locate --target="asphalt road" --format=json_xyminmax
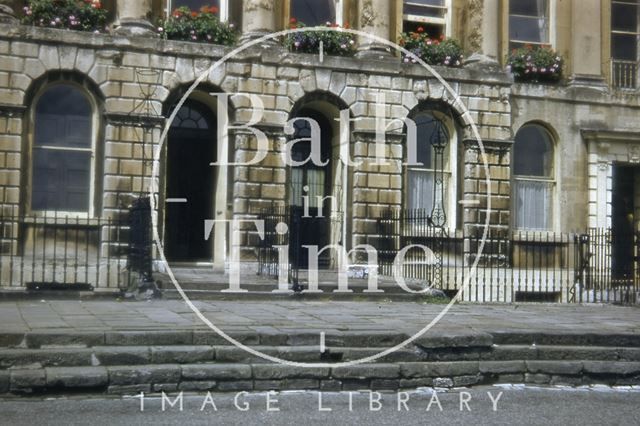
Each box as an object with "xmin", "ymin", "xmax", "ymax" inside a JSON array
[{"xmin": 1, "ymin": 386, "xmax": 639, "ymax": 426}]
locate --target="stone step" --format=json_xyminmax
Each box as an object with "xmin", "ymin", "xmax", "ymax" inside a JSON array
[
  {"xmin": 2, "ymin": 329, "xmax": 640, "ymax": 351},
  {"xmin": 1, "ymin": 344, "xmax": 639, "ymax": 371},
  {"xmin": 4, "ymin": 360, "xmax": 640, "ymax": 395},
  {"xmin": 0, "ymin": 329, "xmax": 493, "ymax": 349}
]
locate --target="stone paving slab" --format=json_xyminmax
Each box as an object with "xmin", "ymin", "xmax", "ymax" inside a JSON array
[{"xmin": 0, "ymin": 300, "xmax": 638, "ymax": 340}]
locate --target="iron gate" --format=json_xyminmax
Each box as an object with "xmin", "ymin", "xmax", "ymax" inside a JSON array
[
  {"xmin": 572, "ymin": 229, "xmax": 640, "ymax": 304},
  {"xmin": 256, "ymin": 204, "xmax": 344, "ymax": 291}
]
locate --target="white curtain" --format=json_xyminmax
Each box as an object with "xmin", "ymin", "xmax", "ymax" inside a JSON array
[
  {"xmin": 515, "ymin": 180, "xmax": 552, "ymax": 230},
  {"xmin": 290, "ymin": 168, "xmax": 325, "ymax": 208},
  {"xmin": 536, "ymin": 0, "xmax": 549, "ymax": 44},
  {"xmin": 408, "ymin": 170, "xmax": 435, "ymax": 211}
]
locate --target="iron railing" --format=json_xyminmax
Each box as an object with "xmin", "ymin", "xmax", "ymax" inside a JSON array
[
  {"xmin": 611, "ymin": 59, "xmax": 638, "ymax": 90},
  {"xmin": 375, "ymin": 210, "xmax": 639, "ymax": 304},
  {"xmin": 254, "ymin": 206, "xmax": 639, "ymax": 304},
  {"xmin": 0, "ymin": 206, "xmax": 130, "ymax": 291}
]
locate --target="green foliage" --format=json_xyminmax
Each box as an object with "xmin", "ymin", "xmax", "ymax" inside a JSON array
[
  {"xmin": 398, "ymin": 27, "xmax": 464, "ymax": 67},
  {"xmin": 506, "ymin": 45, "xmax": 563, "ymax": 83},
  {"xmin": 158, "ymin": 6, "xmax": 236, "ymax": 46},
  {"xmin": 284, "ymin": 19, "xmax": 356, "ymax": 56},
  {"xmin": 21, "ymin": 0, "xmax": 108, "ymax": 33}
]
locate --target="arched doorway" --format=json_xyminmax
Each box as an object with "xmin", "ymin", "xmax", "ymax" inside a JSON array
[
  {"xmin": 288, "ymin": 96, "xmax": 348, "ymax": 270},
  {"xmin": 165, "ymin": 99, "xmax": 217, "ymax": 262}
]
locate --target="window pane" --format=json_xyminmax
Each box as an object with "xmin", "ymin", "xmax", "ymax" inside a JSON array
[
  {"xmin": 404, "ymin": 0, "xmax": 446, "ymax": 18},
  {"xmin": 172, "ymin": 0, "xmax": 220, "ymax": 12},
  {"xmin": 515, "ymin": 180, "xmax": 552, "ymax": 230},
  {"xmin": 509, "ymin": 16, "xmax": 549, "ymax": 43},
  {"xmin": 406, "ymin": 0, "xmax": 444, "ymax": 5},
  {"xmin": 32, "ymin": 85, "xmax": 93, "ymax": 212},
  {"xmin": 306, "ymin": 169, "xmax": 326, "ymax": 208},
  {"xmin": 411, "ymin": 114, "xmax": 450, "ymax": 169},
  {"xmin": 612, "ymin": 2, "xmax": 638, "ymax": 32},
  {"xmin": 510, "ymin": 0, "xmax": 548, "ymax": 17},
  {"xmin": 514, "ymin": 125, "xmax": 553, "ymax": 177},
  {"xmin": 35, "ymin": 86, "xmax": 92, "ymax": 148},
  {"xmin": 408, "ymin": 170, "xmax": 435, "ymax": 211},
  {"xmin": 32, "ymin": 150, "xmax": 91, "ymax": 211},
  {"xmin": 36, "ymin": 85, "xmax": 91, "ymax": 116},
  {"xmin": 290, "ymin": 168, "xmax": 304, "ymax": 207},
  {"xmin": 612, "ymin": 33, "xmax": 638, "ymax": 60},
  {"xmin": 291, "ymin": 0, "xmax": 336, "ymax": 25},
  {"xmin": 171, "ymin": 104, "xmax": 212, "ymax": 130}
]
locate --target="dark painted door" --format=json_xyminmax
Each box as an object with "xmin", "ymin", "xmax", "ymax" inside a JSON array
[
  {"xmin": 289, "ymin": 109, "xmax": 332, "ymax": 269},
  {"xmin": 165, "ymin": 100, "xmax": 216, "ymax": 262},
  {"xmin": 612, "ymin": 165, "xmax": 635, "ymax": 281}
]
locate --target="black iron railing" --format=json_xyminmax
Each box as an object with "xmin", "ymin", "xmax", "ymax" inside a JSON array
[
  {"xmin": 611, "ymin": 59, "xmax": 638, "ymax": 90},
  {"xmin": 375, "ymin": 209, "xmax": 639, "ymax": 303},
  {"xmin": 0, "ymin": 206, "xmax": 130, "ymax": 291},
  {"xmin": 254, "ymin": 205, "xmax": 639, "ymax": 304}
]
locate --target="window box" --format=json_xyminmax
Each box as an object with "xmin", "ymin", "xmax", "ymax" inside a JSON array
[
  {"xmin": 21, "ymin": 0, "xmax": 109, "ymax": 34},
  {"xmin": 506, "ymin": 45, "xmax": 563, "ymax": 83},
  {"xmin": 158, "ymin": 6, "xmax": 236, "ymax": 46},
  {"xmin": 285, "ymin": 20, "xmax": 356, "ymax": 56},
  {"xmin": 399, "ymin": 27, "xmax": 463, "ymax": 67}
]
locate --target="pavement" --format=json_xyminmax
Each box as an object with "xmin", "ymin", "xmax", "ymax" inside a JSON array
[
  {"xmin": 0, "ymin": 298, "xmax": 639, "ymax": 339},
  {"xmin": 2, "ymin": 299, "xmax": 640, "ymax": 395}
]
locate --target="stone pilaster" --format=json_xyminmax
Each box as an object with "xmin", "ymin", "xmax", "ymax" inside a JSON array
[
  {"xmin": 241, "ymin": 0, "xmax": 277, "ymax": 41},
  {"xmin": 356, "ymin": 0, "xmax": 392, "ymax": 58},
  {"xmin": 114, "ymin": 0, "xmax": 155, "ymax": 37},
  {"xmin": 568, "ymin": 0, "xmax": 606, "ymax": 87},
  {"xmin": 0, "ymin": 0, "xmax": 17, "ymax": 23},
  {"xmin": 463, "ymin": 0, "xmax": 500, "ymax": 66}
]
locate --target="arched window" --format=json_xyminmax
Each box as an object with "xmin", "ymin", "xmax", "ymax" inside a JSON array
[
  {"xmin": 290, "ymin": 0, "xmax": 341, "ymax": 26},
  {"xmin": 405, "ymin": 112, "xmax": 454, "ymax": 226},
  {"xmin": 32, "ymin": 85, "xmax": 95, "ymax": 213},
  {"xmin": 171, "ymin": 103, "xmax": 211, "ymax": 130},
  {"xmin": 513, "ymin": 124, "xmax": 555, "ymax": 230}
]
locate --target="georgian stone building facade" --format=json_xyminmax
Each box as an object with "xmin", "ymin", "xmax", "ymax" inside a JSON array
[{"xmin": 0, "ymin": 0, "xmax": 638, "ymax": 294}]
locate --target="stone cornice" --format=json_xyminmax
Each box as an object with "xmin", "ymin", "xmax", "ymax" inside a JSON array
[
  {"xmin": 581, "ymin": 129, "xmax": 640, "ymax": 144},
  {"xmin": 0, "ymin": 23, "xmax": 513, "ymax": 86}
]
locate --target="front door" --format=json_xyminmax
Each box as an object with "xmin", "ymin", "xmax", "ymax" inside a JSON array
[
  {"xmin": 612, "ymin": 165, "xmax": 636, "ymax": 282},
  {"xmin": 165, "ymin": 100, "xmax": 216, "ymax": 262},
  {"xmin": 289, "ymin": 109, "xmax": 332, "ymax": 269}
]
